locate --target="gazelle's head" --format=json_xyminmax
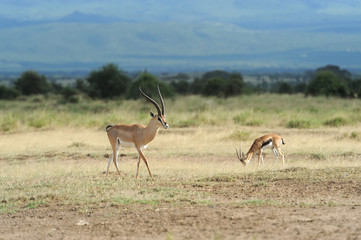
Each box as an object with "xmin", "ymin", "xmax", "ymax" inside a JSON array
[
  {"xmin": 139, "ymin": 85, "xmax": 169, "ymax": 129},
  {"xmin": 236, "ymin": 148, "xmax": 247, "ymax": 166}
]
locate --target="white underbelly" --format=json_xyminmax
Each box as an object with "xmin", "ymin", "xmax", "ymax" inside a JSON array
[
  {"xmin": 117, "ymin": 138, "xmax": 147, "ymax": 149},
  {"xmin": 262, "ymin": 142, "xmax": 273, "ymax": 149}
]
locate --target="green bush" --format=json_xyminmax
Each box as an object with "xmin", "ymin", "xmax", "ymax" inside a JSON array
[
  {"xmin": 202, "ymin": 78, "xmax": 225, "ymax": 97},
  {"xmin": 126, "ymin": 72, "xmax": 174, "ymax": 100},
  {"xmin": 0, "ymin": 85, "xmax": 19, "ymax": 100},
  {"xmin": 60, "ymin": 87, "xmax": 79, "ymax": 103},
  {"xmin": 14, "ymin": 71, "xmax": 50, "ymax": 95},
  {"xmin": 305, "ymin": 71, "xmax": 349, "ymax": 98},
  {"xmin": 87, "ymin": 63, "xmax": 130, "ymax": 99}
]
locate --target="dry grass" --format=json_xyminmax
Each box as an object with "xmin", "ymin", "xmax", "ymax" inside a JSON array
[
  {"xmin": 1, "ymin": 124, "xmax": 361, "ymax": 214},
  {"xmin": 1, "ymin": 94, "xmax": 361, "ymax": 214}
]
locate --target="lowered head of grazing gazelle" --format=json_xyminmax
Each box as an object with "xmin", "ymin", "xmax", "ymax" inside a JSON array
[{"xmin": 236, "ymin": 134, "xmax": 285, "ymax": 167}]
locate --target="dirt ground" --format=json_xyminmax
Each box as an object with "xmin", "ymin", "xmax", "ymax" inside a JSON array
[
  {"xmin": 1, "ymin": 205, "xmax": 360, "ymax": 240},
  {"xmin": 1, "ymin": 172, "xmax": 361, "ymax": 240}
]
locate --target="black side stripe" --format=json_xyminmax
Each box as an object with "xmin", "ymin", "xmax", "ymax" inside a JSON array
[{"xmin": 261, "ymin": 139, "xmax": 272, "ymax": 148}]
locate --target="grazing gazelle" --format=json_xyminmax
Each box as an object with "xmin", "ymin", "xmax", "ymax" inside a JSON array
[
  {"xmin": 105, "ymin": 85, "xmax": 169, "ymax": 178},
  {"xmin": 236, "ymin": 134, "xmax": 285, "ymax": 167}
]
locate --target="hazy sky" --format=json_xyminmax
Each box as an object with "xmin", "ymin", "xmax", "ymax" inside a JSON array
[
  {"xmin": 1, "ymin": 1, "xmax": 360, "ymax": 71},
  {"xmin": 2, "ymin": 0, "xmax": 361, "ymax": 22}
]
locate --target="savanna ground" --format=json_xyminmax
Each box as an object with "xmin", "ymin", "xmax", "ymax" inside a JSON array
[{"xmin": 1, "ymin": 94, "xmax": 361, "ymax": 239}]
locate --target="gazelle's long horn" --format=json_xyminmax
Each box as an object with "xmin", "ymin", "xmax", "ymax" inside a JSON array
[
  {"xmin": 139, "ymin": 86, "xmax": 162, "ymax": 116},
  {"xmin": 236, "ymin": 148, "xmax": 242, "ymax": 161},
  {"xmin": 157, "ymin": 85, "xmax": 165, "ymax": 115}
]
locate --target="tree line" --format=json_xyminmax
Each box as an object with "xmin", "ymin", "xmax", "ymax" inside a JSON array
[{"xmin": 1, "ymin": 63, "xmax": 361, "ymax": 101}]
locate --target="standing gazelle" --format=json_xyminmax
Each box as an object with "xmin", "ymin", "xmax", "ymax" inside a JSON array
[
  {"xmin": 105, "ymin": 85, "xmax": 169, "ymax": 178},
  {"xmin": 236, "ymin": 134, "xmax": 285, "ymax": 167}
]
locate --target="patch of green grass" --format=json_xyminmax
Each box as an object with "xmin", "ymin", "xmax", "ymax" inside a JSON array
[
  {"xmin": 1, "ymin": 94, "xmax": 360, "ymax": 132},
  {"xmin": 174, "ymin": 119, "xmax": 200, "ymax": 128},
  {"xmin": 286, "ymin": 119, "xmax": 312, "ymax": 128},
  {"xmin": 1, "ymin": 114, "xmax": 17, "ymax": 132},
  {"xmin": 111, "ymin": 197, "xmax": 160, "ymax": 206},
  {"xmin": 0, "ymin": 202, "xmax": 17, "ymax": 214},
  {"xmin": 226, "ymin": 130, "xmax": 250, "ymax": 141},
  {"xmin": 251, "ymin": 181, "xmax": 268, "ymax": 187},
  {"xmin": 233, "ymin": 113, "xmax": 248, "ymax": 125},
  {"xmin": 24, "ymin": 200, "xmax": 44, "ymax": 209},
  {"xmin": 27, "ymin": 117, "xmax": 48, "ymax": 128},
  {"xmin": 239, "ymin": 199, "xmax": 279, "ymax": 207},
  {"xmin": 310, "ymin": 153, "xmax": 326, "ymax": 161},
  {"xmin": 350, "ymin": 132, "xmax": 361, "ymax": 141},
  {"xmin": 323, "ymin": 117, "xmax": 348, "ymax": 127}
]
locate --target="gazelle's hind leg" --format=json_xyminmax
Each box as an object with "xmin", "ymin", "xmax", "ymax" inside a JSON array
[
  {"xmin": 271, "ymin": 148, "xmax": 279, "ymax": 167},
  {"xmin": 106, "ymin": 155, "xmax": 113, "ymax": 176},
  {"xmin": 258, "ymin": 150, "xmax": 264, "ymax": 167},
  {"xmin": 106, "ymin": 138, "xmax": 121, "ymax": 176},
  {"xmin": 273, "ymin": 147, "xmax": 285, "ymax": 167},
  {"xmin": 278, "ymin": 147, "xmax": 285, "ymax": 166}
]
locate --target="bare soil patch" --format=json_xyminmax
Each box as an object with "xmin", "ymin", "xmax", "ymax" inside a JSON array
[
  {"xmin": 1, "ymin": 164, "xmax": 361, "ymax": 240},
  {"xmin": 2, "ymin": 205, "xmax": 361, "ymax": 240}
]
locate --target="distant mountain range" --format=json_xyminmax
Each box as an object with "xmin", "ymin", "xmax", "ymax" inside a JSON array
[{"xmin": 1, "ymin": 10, "xmax": 361, "ymax": 73}]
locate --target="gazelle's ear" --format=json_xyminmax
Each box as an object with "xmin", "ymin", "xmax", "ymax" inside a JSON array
[{"xmin": 150, "ymin": 112, "xmax": 155, "ymax": 117}]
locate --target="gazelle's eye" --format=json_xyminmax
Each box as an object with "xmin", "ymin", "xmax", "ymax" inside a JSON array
[{"xmin": 158, "ymin": 116, "xmax": 162, "ymax": 121}]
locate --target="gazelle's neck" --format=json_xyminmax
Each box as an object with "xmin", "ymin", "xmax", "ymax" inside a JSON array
[
  {"xmin": 146, "ymin": 117, "xmax": 160, "ymax": 130},
  {"xmin": 245, "ymin": 152, "xmax": 253, "ymax": 162},
  {"xmin": 143, "ymin": 118, "xmax": 160, "ymax": 143}
]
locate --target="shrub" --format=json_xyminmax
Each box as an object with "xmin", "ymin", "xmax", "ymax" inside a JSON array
[
  {"xmin": 0, "ymin": 85, "xmax": 19, "ymax": 100},
  {"xmin": 170, "ymin": 79, "xmax": 190, "ymax": 95},
  {"xmin": 126, "ymin": 72, "xmax": 174, "ymax": 100},
  {"xmin": 202, "ymin": 78, "xmax": 225, "ymax": 97},
  {"xmin": 87, "ymin": 63, "xmax": 130, "ymax": 99},
  {"xmin": 224, "ymin": 73, "xmax": 245, "ymax": 97},
  {"xmin": 14, "ymin": 71, "xmax": 50, "ymax": 95},
  {"xmin": 278, "ymin": 82, "xmax": 294, "ymax": 94},
  {"xmin": 61, "ymin": 87, "xmax": 79, "ymax": 103},
  {"xmin": 305, "ymin": 71, "xmax": 349, "ymax": 98}
]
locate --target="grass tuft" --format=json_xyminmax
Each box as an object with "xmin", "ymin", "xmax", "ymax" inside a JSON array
[{"xmin": 286, "ymin": 119, "xmax": 312, "ymax": 129}]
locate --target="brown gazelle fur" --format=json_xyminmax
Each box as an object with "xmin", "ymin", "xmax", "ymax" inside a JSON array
[
  {"xmin": 105, "ymin": 86, "xmax": 169, "ymax": 178},
  {"xmin": 236, "ymin": 134, "xmax": 285, "ymax": 167}
]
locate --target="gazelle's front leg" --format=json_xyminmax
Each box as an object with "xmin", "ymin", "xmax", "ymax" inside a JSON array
[
  {"xmin": 135, "ymin": 153, "xmax": 141, "ymax": 178},
  {"xmin": 136, "ymin": 147, "xmax": 153, "ymax": 179}
]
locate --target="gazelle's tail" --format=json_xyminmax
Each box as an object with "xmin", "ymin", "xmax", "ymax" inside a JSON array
[{"xmin": 281, "ymin": 138, "xmax": 286, "ymax": 145}]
